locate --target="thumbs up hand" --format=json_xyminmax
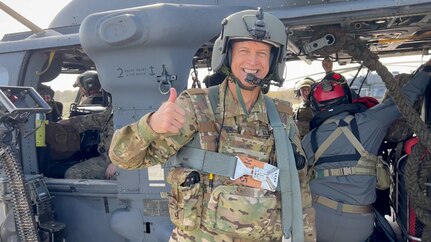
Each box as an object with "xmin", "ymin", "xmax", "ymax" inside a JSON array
[{"xmin": 149, "ymin": 88, "xmax": 186, "ymax": 134}]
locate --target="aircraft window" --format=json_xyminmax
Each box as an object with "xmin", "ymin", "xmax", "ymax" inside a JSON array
[
  {"xmin": 0, "ymin": 66, "xmax": 8, "ymax": 85},
  {"xmin": 371, "ymin": 86, "xmax": 386, "ymax": 101},
  {"xmin": 44, "ymin": 73, "xmax": 78, "ymax": 118},
  {"xmin": 358, "ymin": 89, "xmax": 370, "ymax": 97}
]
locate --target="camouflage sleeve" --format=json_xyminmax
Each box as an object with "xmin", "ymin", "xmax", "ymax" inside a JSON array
[
  {"xmin": 68, "ymin": 106, "xmax": 112, "ymax": 133},
  {"xmin": 109, "ymin": 92, "xmax": 198, "ymax": 170}
]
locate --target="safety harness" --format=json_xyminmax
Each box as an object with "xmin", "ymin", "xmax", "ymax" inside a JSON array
[
  {"xmin": 309, "ymin": 115, "xmax": 390, "ymax": 213},
  {"xmin": 310, "ymin": 115, "xmax": 378, "ymax": 179},
  {"xmin": 170, "ymin": 86, "xmax": 305, "ymax": 241}
]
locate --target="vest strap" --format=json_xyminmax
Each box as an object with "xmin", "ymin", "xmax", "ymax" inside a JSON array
[
  {"xmin": 175, "ymin": 88, "xmax": 305, "ymax": 241},
  {"xmin": 312, "ymin": 194, "xmax": 373, "ymax": 214},
  {"xmin": 265, "ymin": 96, "xmax": 304, "ymax": 242}
]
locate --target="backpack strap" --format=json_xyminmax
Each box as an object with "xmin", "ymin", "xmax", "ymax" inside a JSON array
[
  {"xmin": 207, "ymin": 85, "xmax": 219, "ymax": 118},
  {"xmin": 264, "ymin": 95, "xmax": 304, "ymax": 242},
  {"xmin": 185, "ymin": 88, "xmax": 218, "ymax": 151}
]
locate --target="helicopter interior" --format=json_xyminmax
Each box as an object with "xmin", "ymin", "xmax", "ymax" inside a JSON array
[
  {"xmin": 23, "ymin": 28, "xmax": 429, "ymax": 242},
  {"xmin": 0, "ymin": 1, "xmax": 430, "ymax": 241}
]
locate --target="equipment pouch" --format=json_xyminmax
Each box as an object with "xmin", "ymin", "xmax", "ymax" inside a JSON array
[
  {"xmin": 167, "ymin": 167, "xmax": 203, "ymax": 231},
  {"xmin": 204, "ymin": 185, "xmax": 282, "ymax": 241},
  {"xmin": 45, "ymin": 122, "xmax": 80, "ymax": 160},
  {"xmin": 376, "ymin": 156, "xmax": 391, "ymax": 190}
]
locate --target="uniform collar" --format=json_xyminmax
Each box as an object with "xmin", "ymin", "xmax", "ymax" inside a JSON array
[{"xmin": 217, "ymin": 79, "xmax": 269, "ymax": 124}]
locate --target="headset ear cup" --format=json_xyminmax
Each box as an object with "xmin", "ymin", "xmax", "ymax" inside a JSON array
[
  {"xmin": 268, "ymin": 48, "xmax": 276, "ymax": 76},
  {"xmin": 226, "ymin": 48, "xmax": 232, "ymax": 68}
]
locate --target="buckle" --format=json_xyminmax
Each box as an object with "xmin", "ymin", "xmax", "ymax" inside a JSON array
[{"xmin": 231, "ymin": 156, "xmax": 279, "ymax": 191}]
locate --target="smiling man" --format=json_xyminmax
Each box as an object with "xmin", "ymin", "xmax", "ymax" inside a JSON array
[{"xmin": 109, "ymin": 9, "xmax": 315, "ymax": 242}]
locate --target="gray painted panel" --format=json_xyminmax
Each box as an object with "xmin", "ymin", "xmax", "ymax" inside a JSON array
[
  {"xmin": 81, "ymin": 5, "xmax": 245, "ymax": 121},
  {"xmin": 51, "ymin": 0, "xmax": 291, "ymax": 29},
  {"xmin": 0, "ymin": 32, "xmax": 80, "ymax": 54},
  {"xmin": 20, "ymin": 52, "xmax": 48, "ymax": 174},
  {"xmin": 0, "ymin": 52, "xmax": 25, "ymax": 86},
  {"xmin": 51, "ymin": 0, "xmax": 431, "ymax": 29},
  {"xmin": 51, "ymin": 195, "xmax": 127, "ymax": 242}
]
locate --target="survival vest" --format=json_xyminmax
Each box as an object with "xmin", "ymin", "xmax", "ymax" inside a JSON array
[
  {"xmin": 169, "ymin": 86, "xmax": 305, "ymax": 241},
  {"xmin": 309, "ymin": 115, "xmax": 390, "ymax": 190}
]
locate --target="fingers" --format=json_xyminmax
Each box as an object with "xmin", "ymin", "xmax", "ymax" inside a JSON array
[
  {"xmin": 153, "ymin": 107, "xmax": 185, "ymax": 134},
  {"xmin": 105, "ymin": 164, "xmax": 117, "ymax": 179},
  {"xmin": 169, "ymin": 114, "xmax": 185, "ymax": 132},
  {"xmin": 168, "ymin": 88, "xmax": 177, "ymax": 103}
]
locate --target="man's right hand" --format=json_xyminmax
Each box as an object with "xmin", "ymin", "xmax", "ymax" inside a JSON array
[{"xmin": 149, "ymin": 88, "xmax": 186, "ymax": 134}]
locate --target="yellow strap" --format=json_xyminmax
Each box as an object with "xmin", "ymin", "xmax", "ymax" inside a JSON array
[{"xmin": 36, "ymin": 50, "xmax": 56, "ymax": 76}]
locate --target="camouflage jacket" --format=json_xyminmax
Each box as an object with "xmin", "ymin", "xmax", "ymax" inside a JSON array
[
  {"xmin": 110, "ymin": 80, "xmax": 315, "ymax": 242},
  {"xmin": 69, "ymin": 105, "xmax": 113, "ymax": 163},
  {"xmin": 294, "ymin": 101, "xmax": 313, "ymax": 138}
]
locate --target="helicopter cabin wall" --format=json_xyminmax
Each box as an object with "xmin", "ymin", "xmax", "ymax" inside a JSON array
[
  {"xmin": 20, "ymin": 52, "xmax": 52, "ymax": 175},
  {"xmin": 0, "ymin": 50, "xmax": 48, "ymax": 174}
]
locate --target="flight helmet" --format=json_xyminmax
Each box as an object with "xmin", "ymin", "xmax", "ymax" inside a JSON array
[
  {"xmin": 211, "ymin": 8, "xmax": 287, "ymax": 88},
  {"xmin": 74, "ymin": 71, "xmax": 101, "ymax": 95},
  {"xmin": 309, "ymin": 76, "xmax": 351, "ymax": 112},
  {"xmin": 294, "ymin": 77, "xmax": 315, "ymax": 97}
]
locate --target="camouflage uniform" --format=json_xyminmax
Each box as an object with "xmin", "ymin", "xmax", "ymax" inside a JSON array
[
  {"xmin": 110, "ymin": 80, "xmax": 316, "ymax": 242},
  {"xmin": 293, "ymin": 78, "xmax": 315, "ymax": 138},
  {"xmin": 294, "ymin": 101, "xmax": 313, "ymax": 138},
  {"xmin": 65, "ymin": 105, "xmax": 114, "ymax": 179}
]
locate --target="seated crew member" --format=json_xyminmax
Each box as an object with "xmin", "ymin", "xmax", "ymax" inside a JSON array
[{"xmin": 60, "ymin": 71, "xmax": 116, "ymax": 179}]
